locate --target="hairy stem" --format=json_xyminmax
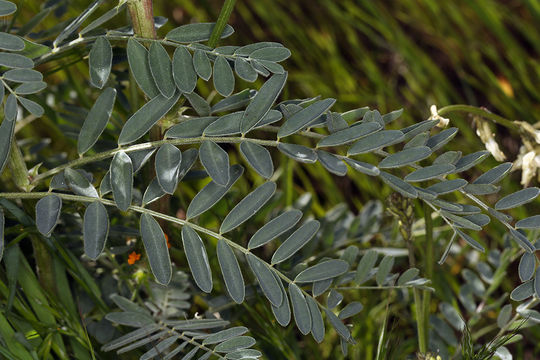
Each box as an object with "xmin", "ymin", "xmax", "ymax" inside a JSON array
[
  {"xmin": 208, "ymin": 0, "xmax": 237, "ymax": 48},
  {"xmin": 127, "ymin": 0, "xmax": 156, "ymax": 39}
]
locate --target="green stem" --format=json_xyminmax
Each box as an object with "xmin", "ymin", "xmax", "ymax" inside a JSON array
[
  {"xmin": 437, "ymin": 105, "xmax": 517, "ymax": 133},
  {"xmin": 422, "ymin": 202, "xmax": 433, "ymax": 352},
  {"xmin": 8, "ymin": 140, "xmax": 30, "ymax": 191},
  {"xmin": 126, "ymin": 0, "xmax": 156, "ymax": 39},
  {"xmin": 208, "ymin": 0, "xmax": 237, "ymax": 48}
]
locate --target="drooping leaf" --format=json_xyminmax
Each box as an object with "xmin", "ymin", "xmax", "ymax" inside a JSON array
[
  {"xmin": 199, "ymin": 140, "xmax": 230, "ymax": 186},
  {"xmin": 376, "ymin": 255, "xmax": 394, "ymax": 285},
  {"xmin": 186, "ymin": 165, "xmax": 243, "ymax": 219},
  {"xmin": 172, "ymin": 47, "xmax": 197, "ymax": 93},
  {"xmin": 306, "ymin": 296, "xmax": 325, "ymax": 343},
  {"xmin": 516, "ymin": 215, "xmax": 540, "ymax": 229},
  {"xmin": 378, "ymin": 146, "xmax": 432, "ymax": 169},
  {"xmin": 518, "ymin": 253, "xmax": 536, "ymax": 282},
  {"xmin": 494, "ymin": 187, "xmax": 540, "ymax": 210},
  {"xmin": 89, "ymin": 36, "xmax": 112, "ymax": 89},
  {"xmin": 100, "ymin": 171, "xmax": 111, "ymax": 195},
  {"xmin": 64, "ymin": 168, "xmax": 99, "ymax": 198},
  {"xmin": 379, "ymin": 171, "xmax": 417, "ymax": 198},
  {"xmin": 473, "ymin": 162, "xmax": 513, "ymax": 184},
  {"xmin": 78, "ymin": 87, "xmax": 116, "ymax": 154},
  {"xmin": 35, "ymin": 194, "xmax": 62, "ymax": 236},
  {"xmin": 128, "ymin": 148, "xmax": 156, "ymax": 173},
  {"xmin": 127, "ymin": 39, "xmax": 159, "ymax": 98},
  {"xmin": 246, "ymin": 253, "xmax": 283, "ymax": 307},
  {"xmin": 83, "ymin": 201, "xmax": 109, "ymax": 260},
  {"xmin": 294, "ymin": 259, "xmax": 349, "ymax": 283},
  {"xmin": 277, "ymin": 143, "xmax": 317, "ymax": 163},
  {"xmin": 155, "ymin": 144, "xmax": 182, "ymax": 194},
  {"xmin": 0, "ymin": 53, "xmax": 34, "ymax": 68},
  {"xmin": 182, "ymin": 226, "xmax": 212, "ymax": 293},
  {"xmin": 140, "ymin": 213, "xmax": 171, "ymax": 285},
  {"xmin": 148, "ymin": 41, "xmax": 176, "ymax": 98},
  {"xmin": 193, "ymin": 50, "xmax": 212, "ymax": 81},
  {"xmin": 165, "ymin": 116, "xmax": 217, "ymax": 138},
  {"xmin": 278, "ymin": 98, "xmax": 335, "ymax": 138},
  {"xmin": 347, "ymin": 130, "xmax": 404, "ymax": 155},
  {"xmin": 318, "ymin": 122, "xmax": 381, "ymax": 147},
  {"xmin": 248, "ymin": 210, "xmax": 303, "ymax": 249},
  {"xmin": 271, "ymin": 220, "xmax": 319, "ymax": 264},
  {"xmin": 213, "ymin": 56, "xmax": 235, "ymax": 97},
  {"xmin": 241, "ymin": 72, "xmax": 287, "ymax": 133},
  {"xmin": 0, "ymin": 32, "xmax": 25, "ymax": 51},
  {"xmin": 165, "ymin": 23, "xmax": 234, "ymax": 43},
  {"xmin": 271, "ymin": 271, "xmax": 291, "ymax": 326},
  {"xmin": 177, "ymin": 147, "xmax": 198, "ymax": 180},
  {"xmin": 404, "ymin": 164, "xmax": 455, "ymax": 182},
  {"xmin": 0, "ymin": 117, "xmax": 16, "ymax": 174},
  {"xmin": 217, "ymin": 239, "xmax": 245, "ymax": 304},
  {"xmin": 317, "ymin": 150, "xmax": 347, "ymax": 176},
  {"xmin": 118, "ymin": 92, "xmax": 180, "ymax": 145},
  {"xmin": 289, "ymin": 283, "xmax": 311, "ymax": 335},
  {"xmin": 110, "ymin": 151, "xmax": 133, "ymax": 211},
  {"xmin": 220, "ymin": 182, "xmax": 276, "ymax": 233},
  {"xmin": 239, "ymin": 141, "xmax": 274, "ymax": 179},
  {"xmin": 343, "ymin": 158, "xmax": 379, "ymax": 176}
]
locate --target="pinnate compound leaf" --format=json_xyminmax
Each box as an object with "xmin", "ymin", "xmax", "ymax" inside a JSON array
[
  {"xmin": 277, "ymin": 143, "xmax": 317, "ymax": 163},
  {"xmin": 110, "ymin": 151, "xmax": 133, "ymax": 211},
  {"xmin": 199, "ymin": 140, "xmax": 230, "ymax": 186},
  {"xmin": 241, "ymin": 72, "xmax": 287, "ymax": 133},
  {"xmin": 35, "ymin": 194, "xmax": 62, "ymax": 236},
  {"xmin": 64, "ymin": 168, "xmax": 99, "ymax": 198},
  {"xmin": 294, "ymin": 259, "xmax": 349, "ymax": 283},
  {"xmin": 182, "ymin": 226, "xmax": 213, "ymax": 293},
  {"xmin": 289, "ymin": 283, "xmax": 311, "ymax": 335},
  {"xmin": 127, "ymin": 39, "xmax": 159, "ymax": 98},
  {"xmin": 347, "ymin": 130, "xmax": 404, "ymax": 155},
  {"xmin": 213, "ymin": 56, "xmax": 235, "ymax": 97},
  {"xmin": 166, "ymin": 23, "xmax": 234, "ymax": 43},
  {"xmin": 318, "ymin": 121, "xmax": 381, "ymax": 147},
  {"xmin": 378, "ymin": 146, "xmax": 432, "ymax": 169},
  {"xmin": 186, "ymin": 164, "xmax": 243, "ymax": 219},
  {"xmin": 193, "ymin": 50, "xmax": 212, "ymax": 80},
  {"xmin": 239, "ymin": 141, "xmax": 274, "ymax": 179},
  {"xmin": 519, "ymin": 253, "xmax": 536, "ymax": 282},
  {"xmin": 494, "ymin": 187, "xmax": 540, "ymax": 210},
  {"xmin": 246, "ymin": 253, "xmax": 283, "ymax": 307},
  {"xmin": 217, "ymin": 239, "xmax": 245, "ymax": 304},
  {"xmin": 140, "ymin": 213, "xmax": 172, "ymax": 285},
  {"xmin": 278, "ymin": 98, "xmax": 335, "ymax": 138},
  {"xmin": 220, "ymin": 182, "xmax": 276, "ymax": 234},
  {"xmin": 306, "ymin": 296, "xmax": 325, "ymax": 343},
  {"xmin": 271, "ymin": 220, "xmax": 319, "ymax": 264},
  {"xmin": 172, "ymin": 47, "xmax": 197, "ymax": 93},
  {"xmin": 148, "ymin": 42, "xmax": 176, "ymax": 98},
  {"xmin": 248, "ymin": 210, "xmax": 303, "ymax": 249},
  {"xmin": 89, "ymin": 36, "xmax": 112, "ymax": 89},
  {"xmin": 78, "ymin": 87, "xmax": 116, "ymax": 154},
  {"xmin": 155, "ymin": 144, "xmax": 182, "ymax": 194},
  {"xmin": 83, "ymin": 201, "xmax": 109, "ymax": 260}
]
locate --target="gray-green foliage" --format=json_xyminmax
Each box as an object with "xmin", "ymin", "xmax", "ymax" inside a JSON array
[{"xmin": 0, "ymin": 1, "xmax": 538, "ymax": 358}]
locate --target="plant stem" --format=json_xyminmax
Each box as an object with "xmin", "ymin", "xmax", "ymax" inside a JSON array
[
  {"xmin": 208, "ymin": 0, "xmax": 237, "ymax": 48},
  {"xmin": 437, "ymin": 104, "xmax": 518, "ymax": 133},
  {"xmin": 422, "ymin": 202, "xmax": 433, "ymax": 351},
  {"xmin": 126, "ymin": 0, "xmax": 156, "ymax": 39},
  {"xmin": 7, "ymin": 140, "xmax": 30, "ymax": 191}
]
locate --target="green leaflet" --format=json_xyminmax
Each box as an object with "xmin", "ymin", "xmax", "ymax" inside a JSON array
[
  {"xmin": 289, "ymin": 283, "xmax": 311, "ymax": 335},
  {"xmin": 462, "ymin": 183, "xmax": 500, "ymax": 195},
  {"xmin": 382, "ymin": 108, "xmax": 403, "ymax": 124},
  {"xmin": 234, "ymin": 58, "xmax": 257, "ymax": 82},
  {"xmin": 318, "ymin": 121, "xmax": 381, "ymax": 147},
  {"xmin": 0, "ymin": 0, "xmax": 16, "ymax": 16},
  {"xmin": 294, "ymin": 259, "xmax": 349, "ymax": 283},
  {"xmin": 271, "ymin": 220, "xmax": 320, "ymax": 264},
  {"xmin": 18, "ymin": 97, "xmax": 43, "ymax": 117},
  {"xmin": 220, "ymin": 182, "xmax": 276, "ymax": 233},
  {"xmin": 404, "ymin": 132, "xmax": 429, "ymax": 149},
  {"xmin": 129, "ymin": 148, "xmax": 156, "ymax": 174},
  {"xmin": 0, "ymin": 53, "xmax": 34, "ymax": 68},
  {"xmin": 142, "ymin": 177, "xmax": 165, "ymax": 206},
  {"xmin": 64, "ymin": 168, "xmax": 99, "ymax": 198},
  {"xmin": 404, "ymin": 164, "xmax": 455, "ymax": 182},
  {"xmin": 509, "ymin": 228, "xmax": 535, "ymax": 253},
  {"xmin": 185, "ymin": 91, "xmax": 211, "ymax": 116},
  {"xmin": 339, "ymin": 302, "xmax": 363, "ymax": 319},
  {"xmin": 324, "ymin": 308, "xmax": 351, "ymax": 341},
  {"xmin": 347, "ymin": 130, "xmax": 404, "ymax": 155},
  {"xmin": 155, "ymin": 144, "xmax": 182, "ymax": 194},
  {"xmin": 83, "ymin": 201, "xmax": 109, "ymax": 260},
  {"xmin": 89, "ymin": 36, "xmax": 112, "ymax": 89},
  {"xmin": 35, "ymin": 194, "xmax": 62, "ymax": 237},
  {"xmin": 401, "ymin": 119, "xmax": 438, "ymax": 140},
  {"xmin": 182, "ymin": 226, "xmax": 213, "ymax": 293},
  {"xmin": 354, "ymin": 250, "xmax": 378, "ymax": 284},
  {"xmin": 306, "ymin": 296, "xmax": 325, "ymax": 343},
  {"xmin": 80, "ymin": 3, "xmax": 126, "ymax": 35},
  {"xmin": 177, "ymin": 147, "xmax": 199, "ymax": 180},
  {"xmin": 0, "ymin": 32, "xmax": 25, "ymax": 51},
  {"xmin": 235, "ymin": 42, "xmax": 283, "ymax": 56},
  {"xmin": 248, "ymin": 209, "xmax": 303, "ymax": 249},
  {"xmin": 110, "ymin": 151, "xmax": 133, "ymax": 211},
  {"xmin": 213, "ymin": 56, "xmax": 235, "ymax": 97},
  {"xmin": 214, "ymin": 336, "xmax": 256, "ymax": 353},
  {"xmin": 165, "ymin": 23, "xmax": 234, "ymax": 43},
  {"xmin": 239, "ymin": 141, "xmax": 274, "ymax": 179},
  {"xmin": 434, "ymin": 151, "xmax": 462, "ymax": 165},
  {"xmin": 441, "ymin": 211, "xmax": 482, "ymax": 231},
  {"xmin": 453, "ymin": 151, "xmax": 490, "ymax": 173},
  {"xmin": 217, "ymin": 239, "xmax": 245, "ymax": 304},
  {"xmin": 518, "ymin": 253, "xmax": 535, "ymax": 282},
  {"xmin": 516, "ymin": 215, "xmax": 540, "ymax": 229},
  {"xmin": 317, "ymin": 150, "xmax": 347, "ymax": 176},
  {"xmin": 199, "ymin": 140, "xmax": 230, "ymax": 186},
  {"xmin": 326, "ymin": 112, "xmax": 348, "ymax": 133},
  {"xmin": 398, "ymin": 268, "xmax": 420, "ymax": 286},
  {"xmin": 78, "ymin": 87, "xmax": 116, "ymax": 154},
  {"xmin": 426, "ymin": 179, "xmax": 468, "ymax": 195},
  {"xmin": 186, "ymin": 164, "xmax": 243, "ymax": 219},
  {"xmin": 14, "ymin": 81, "xmax": 47, "ymax": 95},
  {"xmin": 341, "ymin": 107, "xmax": 369, "ymax": 122},
  {"xmin": 148, "ymin": 42, "xmax": 176, "ymax": 98},
  {"xmin": 165, "ymin": 116, "xmax": 217, "ymax": 139},
  {"xmin": 105, "ymin": 312, "xmax": 154, "ymax": 328},
  {"xmin": 0, "ymin": 209, "xmax": 3, "ymax": 262},
  {"xmin": 495, "ymin": 187, "xmax": 540, "ymax": 210},
  {"xmin": 211, "ymin": 89, "xmax": 256, "ymax": 114},
  {"xmin": 250, "ymin": 47, "xmax": 291, "ymax": 62},
  {"xmin": 456, "ymin": 229, "xmax": 485, "ymax": 252},
  {"xmin": 193, "ymin": 50, "xmax": 212, "ymax": 81},
  {"xmin": 378, "ymin": 146, "xmax": 432, "ymax": 169},
  {"xmin": 118, "ymin": 92, "xmax": 180, "ymax": 145},
  {"xmin": 343, "ymin": 158, "xmax": 379, "ymax": 176},
  {"xmin": 271, "ymin": 271, "xmax": 291, "ymax": 326},
  {"xmin": 127, "ymin": 39, "xmax": 159, "ymax": 98},
  {"xmin": 246, "ymin": 253, "xmax": 283, "ymax": 307},
  {"xmin": 204, "ymin": 111, "xmax": 243, "ymax": 136},
  {"xmin": 278, "ymin": 98, "xmax": 335, "ymax": 138},
  {"xmin": 4, "ymin": 93, "xmax": 17, "ymax": 121},
  {"xmin": 241, "ymin": 72, "xmax": 287, "ymax": 133},
  {"xmin": 0, "ymin": 116, "xmax": 15, "ymax": 174},
  {"xmin": 140, "ymin": 213, "xmax": 172, "ymax": 285},
  {"xmin": 203, "ymin": 327, "xmax": 248, "ymax": 345},
  {"xmin": 255, "ymin": 109, "xmax": 283, "ymax": 128},
  {"xmin": 277, "ymin": 143, "xmax": 317, "ymax": 163},
  {"xmin": 376, "ymin": 255, "xmax": 394, "ymax": 285},
  {"xmin": 473, "ymin": 162, "xmax": 513, "ymax": 184},
  {"xmin": 379, "ymin": 171, "xmax": 417, "ymax": 198},
  {"xmin": 172, "ymin": 47, "xmax": 197, "ymax": 93},
  {"xmin": 510, "ymin": 280, "xmax": 533, "ymax": 301},
  {"xmin": 426, "ymin": 127, "xmax": 458, "ymax": 151}
]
